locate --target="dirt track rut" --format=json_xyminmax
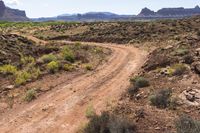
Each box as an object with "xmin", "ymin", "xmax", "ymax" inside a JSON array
[{"xmin": 0, "ymin": 35, "xmax": 147, "ymax": 133}]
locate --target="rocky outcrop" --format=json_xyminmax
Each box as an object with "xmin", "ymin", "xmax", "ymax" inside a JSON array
[
  {"xmin": 138, "ymin": 8, "xmax": 155, "ymax": 16},
  {"xmin": 0, "ymin": 0, "xmax": 29, "ymax": 21}
]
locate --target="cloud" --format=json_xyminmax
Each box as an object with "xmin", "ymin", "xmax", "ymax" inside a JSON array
[{"xmin": 5, "ymin": 0, "xmax": 20, "ymax": 6}]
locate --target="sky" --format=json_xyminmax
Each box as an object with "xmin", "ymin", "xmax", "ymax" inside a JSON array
[{"xmin": 3, "ymin": 0, "xmax": 200, "ymax": 18}]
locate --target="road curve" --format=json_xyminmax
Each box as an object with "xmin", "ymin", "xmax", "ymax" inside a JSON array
[{"xmin": 0, "ymin": 36, "xmax": 147, "ymax": 133}]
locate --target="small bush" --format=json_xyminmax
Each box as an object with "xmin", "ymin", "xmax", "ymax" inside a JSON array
[
  {"xmin": 30, "ymin": 67, "xmax": 41, "ymax": 79},
  {"xmin": 128, "ymin": 85, "xmax": 139, "ymax": 97},
  {"xmin": 23, "ymin": 89, "xmax": 37, "ymax": 102},
  {"xmin": 85, "ymin": 105, "xmax": 96, "ymax": 119},
  {"xmin": 130, "ymin": 76, "xmax": 149, "ymax": 88},
  {"xmin": 149, "ymin": 89, "xmax": 172, "ymax": 109},
  {"xmin": 47, "ymin": 61, "xmax": 60, "ymax": 73},
  {"xmin": 20, "ymin": 55, "xmax": 35, "ymax": 65},
  {"xmin": 41, "ymin": 54, "xmax": 57, "ymax": 63},
  {"xmin": 85, "ymin": 64, "xmax": 93, "ymax": 71},
  {"xmin": 84, "ymin": 112, "xmax": 136, "ymax": 133},
  {"xmin": 61, "ymin": 46, "xmax": 75, "ymax": 63},
  {"xmin": 0, "ymin": 64, "xmax": 17, "ymax": 75},
  {"xmin": 174, "ymin": 48, "xmax": 189, "ymax": 56},
  {"xmin": 63, "ymin": 64, "xmax": 75, "ymax": 71},
  {"xmin": 172, "ymin": 63, "xmax": 187, "ymax": 76},
  {"xmin": 15, "ymin": 71, "xmax": 31, "ymax": 86},
  {"xmin": 175, "ymin": 115, "xmax": 200, "ymax": 133}
]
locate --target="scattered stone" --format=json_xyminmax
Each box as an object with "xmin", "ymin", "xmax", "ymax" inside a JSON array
[
  {"xmin": 155, "ymin": 127, "xmax": 161, "ymax": 130},
  {"xmin": 4, "ymin": 85, "xmax": 14, "ymax": 90}
]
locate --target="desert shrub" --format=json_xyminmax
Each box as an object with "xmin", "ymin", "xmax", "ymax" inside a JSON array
[
  {"xmin": 63, "ymin": 64, "xmax": 75, "ymax": 71},
  {"xmin": 61, "ymin": 46, "xmax": 75, "ymax": 63},
  {"xmin": 84, "ymin": 112, "xmax": 136, "ymax": 133},
  {"xmin": 41, "ymin": 54, "xmax": 57, "ymax": 63},
  {"xmin": 0, "ymin": 64, "xmax": 17, "ymax": 75},
  {"xmin": 85, "ymin": 105, "xmax": 96, "ymax": 119},
  {"xmin": 183, "ymin": 55, "xmax": 194, "ymax": 64},
  {"xmin": 85, "ymin": 64, "xmax": 93, "ymax": 71},
  {"xmin": 30, "ymin": 67, "xmax": 41, "ymax": 79},
  {"xmin": 130, "ymin": 76, "xmax": 149, "ymax": 88},
  {"xmin": 128, "ymin": 85, "xmax": 139, "ymax": 97},
  {"xmin": 175, "ymin": 115, "xmax": 200, "ymax": 133},
  {"xmin": 20, "ymin": 55, "xmax": 35, "ymax": 65},
  {"xmin": 174, "ymin": 48, "xmax": 189, "ymax": 56},
  {"xmin": 15, "ymin": 71, "xmax": 31, "ymax": 86},
  {"xmin": 47, "ymin": 61, "xmax": 60, "ymax": 73},
  {"xmin": 149, "ymin": 89, "xmax": 172, "ymax": 109},
  {"xmin": 172, "ymin": 63, "xmax": 187, "ymax": 76},
  {"xmin": 23, "ymin": 89, "xmax": 37, "ymax": 102}
]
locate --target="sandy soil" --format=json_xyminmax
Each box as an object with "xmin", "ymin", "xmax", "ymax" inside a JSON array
[{"xmin": 0, "ymin": 34, "xmax": 147, "ymax": 133}]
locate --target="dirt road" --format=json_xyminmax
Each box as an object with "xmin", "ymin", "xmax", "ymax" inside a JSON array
[{"xmin": 0, "ymin": 35, "xmax": 147, "ymax": 133}]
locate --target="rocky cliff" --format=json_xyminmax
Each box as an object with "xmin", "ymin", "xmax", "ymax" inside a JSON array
[{"xmin": 0, "ymin": 0, "xmax": 29, "ymax": 21}]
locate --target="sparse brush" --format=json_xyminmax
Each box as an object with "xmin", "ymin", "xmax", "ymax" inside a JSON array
[
  {"xmin": 85, "ymin": 105, "xmax": 96, "ymax": 119},
  {"xmin": 20, "ymin": 55, "xmax": 35, "ymax": 66},
  {"xmin": 47, "ymin": 61, "xmax": 60, "ymax": 73},
  {"xmin": 175, "ymin": 115, "xmax": 200, "ymax": 133},
  {"xmin": 0, "ymin": 64, "xmax": 17, "ymax": 75},
  {"xmin": 130, "ymin": 76, "xmax": 149, "ymax": 88},
  {"xmin": 63, "ymin": 64, "xmax": 75, "ymax": 71},
  {"xmin": 149, "ymin": 88, "xmax": 172, "ymax": 109},
  {"xmin": 61, "ymin": 46, "xmax": 75, "ymax": 63},
  {"xmin": 84, "ymin": 112, "xmax": 136, "ymax": 133},
  {"xmin": 85, "ymin": 64, "xmax": 93, "ymax": 71},
  {"xmin": 41, "ymin": 54, "xmax": 57, "ymax": 63},
  {"xmin": 15, "ymin": 71, "xmax": 31, "ymax": 86},
  {"xmin": 23, "ymin": 89, "xmax": 37, "ymax": 102}
]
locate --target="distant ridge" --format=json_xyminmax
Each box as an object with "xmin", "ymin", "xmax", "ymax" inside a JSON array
[
  {"xmin": 32, "ymin": 6, "xmax": 200, "ymax": 22},
  {"xmin": 0, "ymin": 0, "xmax": 29, "ymax": 21}
]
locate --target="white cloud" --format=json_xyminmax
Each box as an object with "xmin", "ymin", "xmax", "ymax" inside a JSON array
[{"xmin": 5, "ymin": 0, "xmax": 20, "ymax": 6}]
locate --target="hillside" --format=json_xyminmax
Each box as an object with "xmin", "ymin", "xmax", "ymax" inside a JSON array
[{"xmin": 0, "ymin": 0, "xmax": 29, "ymax": 21}]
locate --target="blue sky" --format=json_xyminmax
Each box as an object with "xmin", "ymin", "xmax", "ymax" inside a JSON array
[{"xmin": 3, "ymin": 0, "xmax": 200, "ymax": 18}]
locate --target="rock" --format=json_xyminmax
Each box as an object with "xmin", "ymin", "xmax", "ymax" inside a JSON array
[
  {"xmin": 5, "ymin": 85, "xmax": 14, "ymax": 90},
  {"xmin": 155, "ymin": 127, "xmax": 161, "ymax": 130},
  {"xmin": 186, "ymin": 94, "xmax": 195, "ymax": 102}
]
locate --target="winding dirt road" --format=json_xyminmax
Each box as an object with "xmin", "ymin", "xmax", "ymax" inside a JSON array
[{"xmin": 0, "ymin": 34, "xmax": 147, "ymax": 133}]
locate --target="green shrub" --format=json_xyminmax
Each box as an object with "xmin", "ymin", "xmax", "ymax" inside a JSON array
[
  {"xmin": 0, "ymin": 64, "xmax": 17, "ymax": 75},
  {"xmin": 130, "ymin": 76, "xmax": 149, "ymax": 88},
  {"xmin": 85, "ymin": 64, "xmax": 93, "ymax": 71},
  {"xmin": 175, "ymin": 115, "xmax": 200, "ymax": 133},
  {"xmin": 85, "ymin": 105, "xmax": 96, "ymax": 119},
  {"xmin": 61, "ymin": 46, "xmax": 75, "ymax": 63},
  {"xmin": 20, "ymin": 55, "xmax": 35, "ymax": 65},
  {"xmin": 84, "ymin": 112, "xmax": 136, "ymax": 133},
  {"xmin": 30, "ymin": 67, "xmax": 41, "ymax": 79},
  {"xmin": 23, "ymin": 89, "xmax": 37, "ymax": 102},
  {"xmin": 128, "ymin": 85, "xmax": 139, "ymax": 97},
  {"xmin": 47, "ymin": 61, "xmax": 60, "ymax": 73},
  {"xmin": 41, "ymin": 54, "xmax": 57, "ymax": 63},
  {"xmin": 149, "ymin": 89, "xmax": 172, "ymax": 109},
  {"xmin": 63, "ymin": 64, "xmax": 75, "ymax": 71},
  {"xmin": 15, "ymin": 71, "xmax": 31, "ymax": 86},
  {"xmin": 172, "ymin": 63, "xmax": 187, "ymax": 76}
]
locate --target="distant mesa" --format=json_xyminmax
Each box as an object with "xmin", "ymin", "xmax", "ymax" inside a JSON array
[
  {"xmin": 138, "ymin": 5, "xmax": 200, "ymax": 17},
  {"xmin": 0, "ymin": 0, "xmax": 29, "ymax": 21}
]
